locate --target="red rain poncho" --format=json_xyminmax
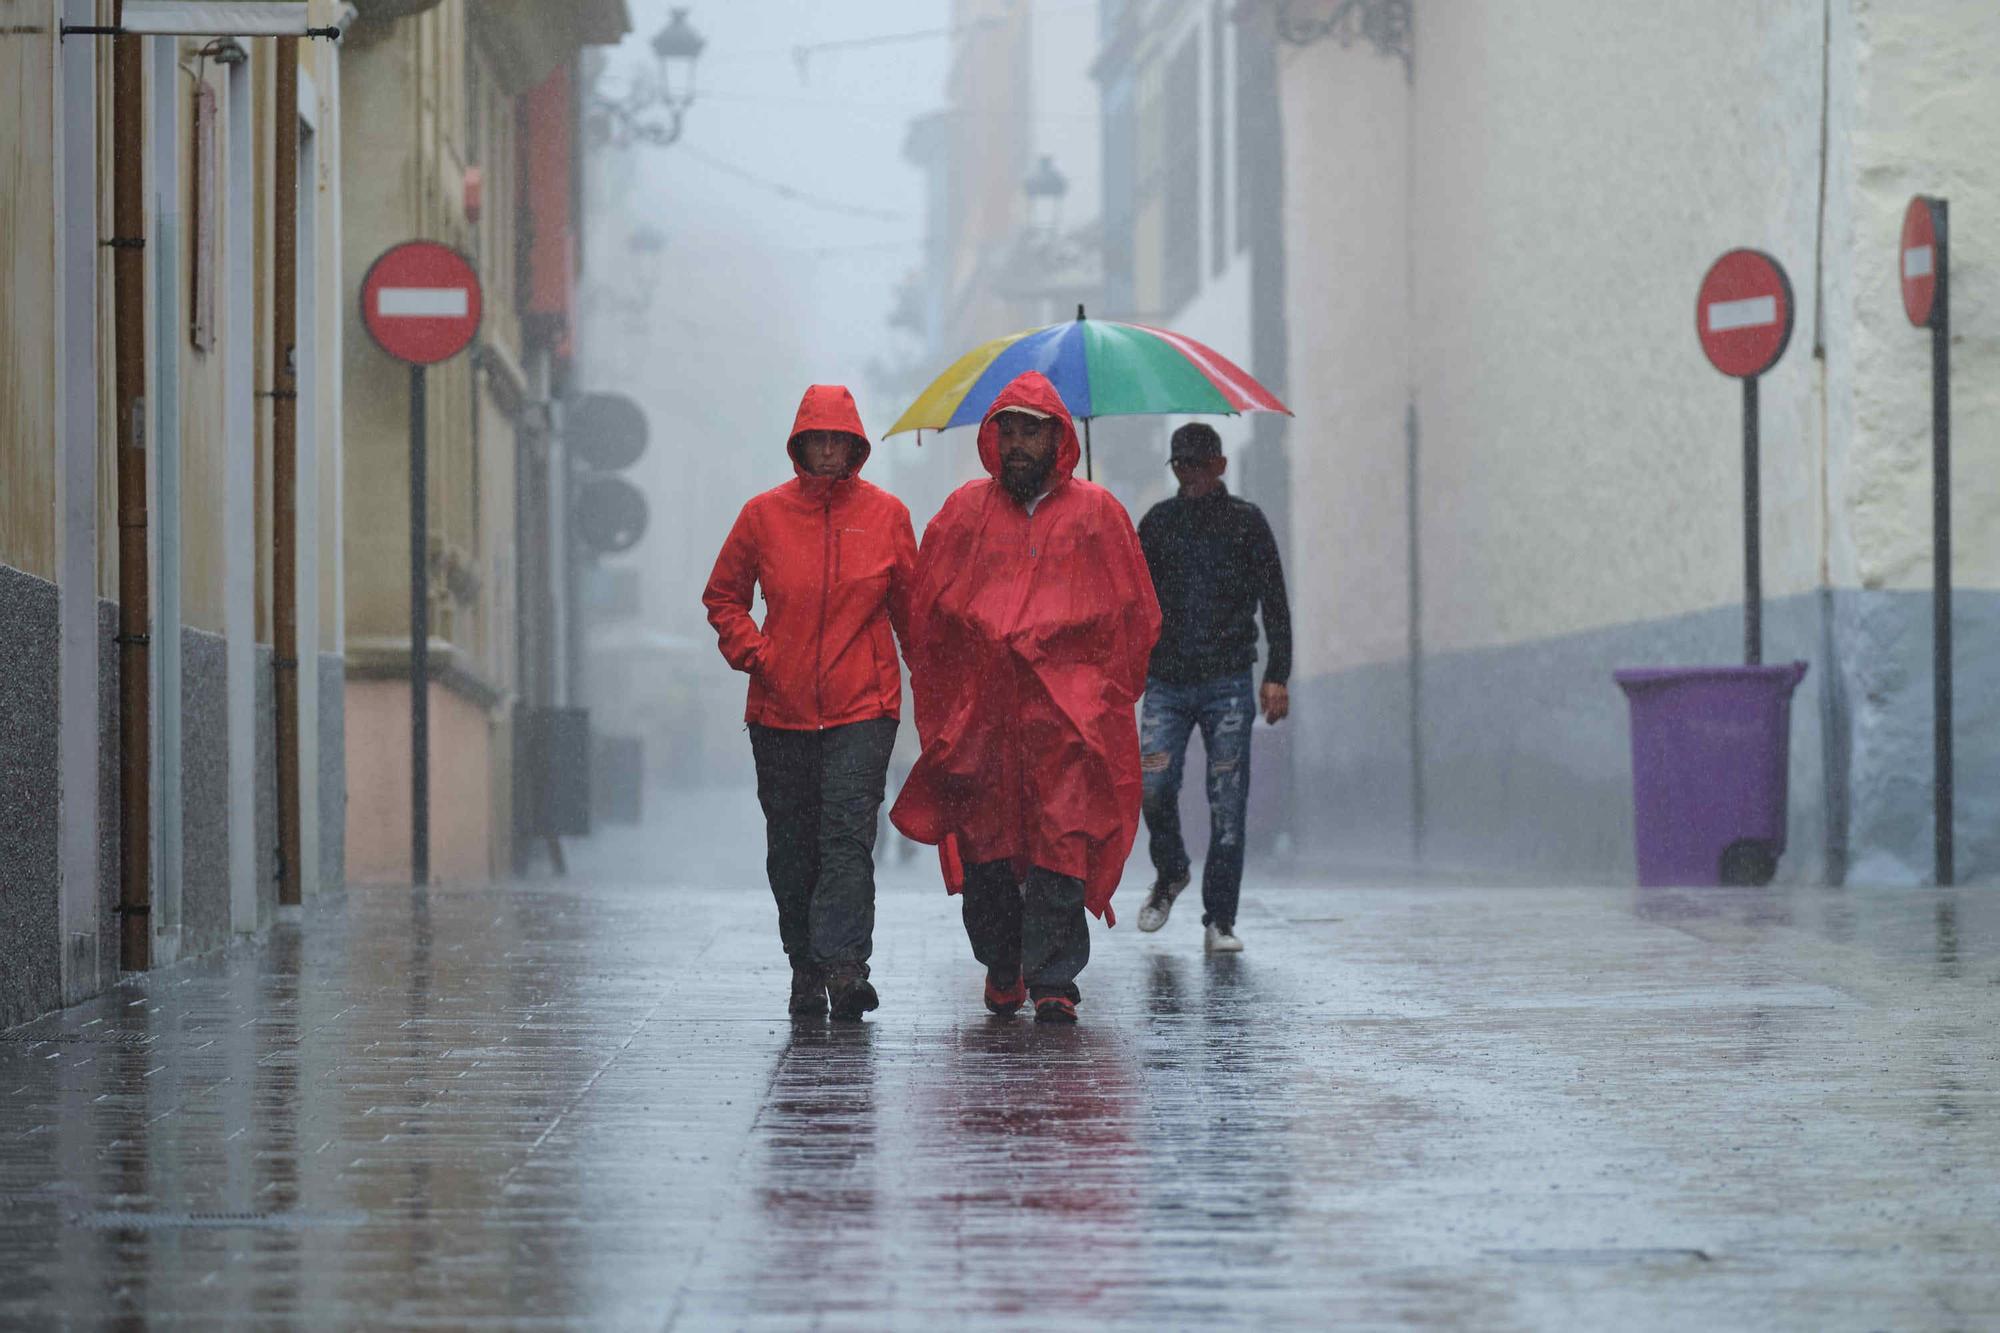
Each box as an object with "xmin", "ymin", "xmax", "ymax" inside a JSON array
[{"xmin": 890, "ymin": 372, "xmax": 1161, "ymax": 920}]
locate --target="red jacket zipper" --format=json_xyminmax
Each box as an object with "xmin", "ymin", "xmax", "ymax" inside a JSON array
[{"xmin": 814, "ymin": 491, "xmax": 833, "ymax": 728}]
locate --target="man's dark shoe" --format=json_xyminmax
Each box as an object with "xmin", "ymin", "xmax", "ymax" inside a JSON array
[
  {"xmin": 983, "ymin": 971, "xmax": 1026, "ymax": 1017},
  {"xmin": 1033, "ymin": 995, "xmax": 1078, "ymax": 1025},
  {"xmin": 788, "ymin": 966, "xmax": 827, "ymax": 1017},
  {"xmin": 826, "ymin": 970, "xmax": 880, "ymax": 1021},
  {"xmin": 1136, "ymin": 872, "xmax": 1190, "ymax": 933}
]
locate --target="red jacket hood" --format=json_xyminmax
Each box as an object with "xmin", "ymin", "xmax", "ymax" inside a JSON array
[
  {"xmin": 976, "ymin": 371, "xmax": 1081, "ymax": 484},
  {"xmin": 787, "ymin": 384, "xmax": 872, "ymax": 477}
]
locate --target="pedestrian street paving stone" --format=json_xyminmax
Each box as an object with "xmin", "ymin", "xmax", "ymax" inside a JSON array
[{"xmin": 3, "ymin": 816, "xmax": 1999, "ymax": 1328}]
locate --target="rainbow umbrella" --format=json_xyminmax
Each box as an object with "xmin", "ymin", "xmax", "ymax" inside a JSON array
[{"xmin": 886, "ymin": 306, "xmax": 1291, "ymax": 479}]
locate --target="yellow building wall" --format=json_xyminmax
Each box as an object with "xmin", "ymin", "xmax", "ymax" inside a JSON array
[
  {"xmin": 178, "ymin": 48, "xmax": 228, "ymax": 635},
  {"xmin": 343, "ymin": 2, "xmax": 521, "ymax": 685},
  {"xmin": 1, "ymin": 1, "xmax": 59, "ymax": 582},
  {"xmin": 311, "ymin": 23, "xmax": 343, "ymax": 655},
  {"xmin": 96, "ymin": 30, "xmax": 118, "ymax": 600}
]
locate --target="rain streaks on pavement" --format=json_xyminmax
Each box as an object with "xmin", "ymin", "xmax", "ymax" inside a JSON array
[{"xmin": 2, "ymin": 793, "xmax": 1999, "ymax": 1329}]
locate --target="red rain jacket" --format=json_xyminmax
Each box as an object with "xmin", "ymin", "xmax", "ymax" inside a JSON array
[
  {"xmin": 703, "ymin": 385, "xmax": 916, "ymax": 730},
  {"xmin": 890, "ymin": 372, "xmax": 1162, "ymax": 920}
]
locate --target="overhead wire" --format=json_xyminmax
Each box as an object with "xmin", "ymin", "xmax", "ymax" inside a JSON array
[
  {"xmin": 675, "ymin": 142, "xmax": 911, "ymax": 223},
  {"xmin": 690, "ymin": 0, "xmax": 1095, "ymax": 76}
]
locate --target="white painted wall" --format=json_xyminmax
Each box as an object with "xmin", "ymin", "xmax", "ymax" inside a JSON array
[
  {"xmin": 1278, "ymin": 32, "xmax": 1411, "ymax": 675},
  {"xmin": 1128, "ymin": 0, "xmax": 1258, "ymax": 493},
  {"xmin": 1835, "ymin": 0, "xmax": 2000, "ymax": 593},
  {"xmin": 1409, "ymin": 2, "xmax": 1831, "ymax": 657},
  {"xmin": 1274, "ymin": 0, "xmax": 2000, "ymax": 883},
  {"xmin": 1283, "ymin": 0, "xmax": 1999, "ymax": 671}
]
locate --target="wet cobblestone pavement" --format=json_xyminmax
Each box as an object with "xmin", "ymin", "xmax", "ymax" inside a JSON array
[{"xmin": 4, "ymin": 796, "xmax": 1999, "ymax": 1328}]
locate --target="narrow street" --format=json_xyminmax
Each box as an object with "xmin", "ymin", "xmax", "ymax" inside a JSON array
[{"xmin": 2, "ymin": 788, "xmax": 1995, "ymax": 1329}]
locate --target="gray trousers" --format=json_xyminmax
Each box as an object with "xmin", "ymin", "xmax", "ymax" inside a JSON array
[
  {"xmin": 960, "ymin": 860, "xmax": 1090, "ymax": 1002},
  {"xmin": 749, "ymin": 717, "xmax": 897, "ymax": 974}
]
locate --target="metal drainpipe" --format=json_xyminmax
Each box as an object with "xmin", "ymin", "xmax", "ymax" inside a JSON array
[
  {"xmin": 273, "ymin": 37, "xmax": 302, "ymax": 905},
  {"xmin": 113, "ymin": 7, "xmax": 151, "ymax": 970}
]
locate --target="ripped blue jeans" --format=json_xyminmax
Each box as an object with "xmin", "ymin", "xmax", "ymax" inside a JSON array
[{"xmin": 1139, "ymin": 672, "xmax": 1254, "ymax": 928}]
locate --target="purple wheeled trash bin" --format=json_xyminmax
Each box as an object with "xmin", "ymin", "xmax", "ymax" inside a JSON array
[{"xmin": 1613, "ymin": 662, "xmax": 1809, "ymax": 887}]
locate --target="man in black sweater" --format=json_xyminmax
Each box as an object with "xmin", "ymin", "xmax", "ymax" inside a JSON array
[{"xmin": 1133, "ymin": 423, "xmax": 1292, "ymax": 953}]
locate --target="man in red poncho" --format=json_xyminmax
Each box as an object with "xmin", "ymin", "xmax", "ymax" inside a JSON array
[{"xmin": 891, "ymin": 371, "xmax": 1161, "ymax": 1024}]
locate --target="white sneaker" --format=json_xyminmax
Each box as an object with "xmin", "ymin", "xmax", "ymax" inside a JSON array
[
  {"xmin": 1204, "ymin": 923, "xmax": 1243, "ymax": 954},
  {"xmin": 1136, "ymin": 873, "xmax": 1190, "ymax": 933}
]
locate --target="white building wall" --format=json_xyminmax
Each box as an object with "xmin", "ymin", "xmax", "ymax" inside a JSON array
[
  {"xmin": 1122, "ymin": 0, "xmax": 1258, "ymax": 499},
  {"xmin": 1412, "ymin": 1, "xmax": 1829, "ymax": 656},
  {"xmin": 1279, "ymin": 34, "xmax": 1410, "ymax": 675},
  {"xmin": 1837, "ymin": 0, "xmax": 2000, "ymax": 593},
  {"xmin": 1277, "ymin": 0, "xmax": 2000, "ymax": 883}
]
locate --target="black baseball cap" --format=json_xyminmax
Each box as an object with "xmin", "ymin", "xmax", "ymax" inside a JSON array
[{"xmin": 1169, "ymin": 422, "xmax": 1222, "ymax": 462}]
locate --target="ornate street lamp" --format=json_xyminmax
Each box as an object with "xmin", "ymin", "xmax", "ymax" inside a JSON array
[
  {"xmin": 1023, "ymin": 154, "xmax": 1069, "ymax": 237},
  {"xmin": 590, "ymin": 6, "xmax": 706, "ymax": 149}
]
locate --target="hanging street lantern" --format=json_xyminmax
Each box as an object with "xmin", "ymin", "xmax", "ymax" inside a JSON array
[{"xmin": 589, "ymin": 6, "xmax": 705, "ymax": 149}]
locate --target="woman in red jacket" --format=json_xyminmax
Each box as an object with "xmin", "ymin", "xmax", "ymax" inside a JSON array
[{"xmin": 703, "ymin": 385, "xmax": 916, "ymax": 1020}]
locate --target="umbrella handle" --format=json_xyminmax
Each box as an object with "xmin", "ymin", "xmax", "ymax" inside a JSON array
[{"xmin": 1084, "ymin": 416, "xmax": 1093, "ymax": 482}]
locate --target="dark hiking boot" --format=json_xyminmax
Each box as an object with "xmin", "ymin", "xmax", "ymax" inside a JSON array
[
  {"xmin": 789, "ymin": 966, "xmax": 827, "ymax": 1017},
  {"xmin": 983, "ymin": 971, "xmax": 1026, "ymax": 1017},
  {"xmin": 826, "ymin": 969, "xmax": 879, "ymax": 1021},
  {"xmin": 1136, "ymin": 872, "xmax": 1190, "ymax": 933},
  {"xmin": 1033, "ymin": 996, "xmax": 1078, "ymax": 1025}
]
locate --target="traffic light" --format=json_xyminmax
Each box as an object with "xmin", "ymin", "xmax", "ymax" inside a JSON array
[{"xmin": 566, "ymin": 391, "xmax": 649, "ymax": 555}]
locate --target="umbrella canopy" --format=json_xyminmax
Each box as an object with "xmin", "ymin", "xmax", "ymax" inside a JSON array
[{"xmin": 887, "ymin": 310, "xmax": 1290, "ymax": 438}]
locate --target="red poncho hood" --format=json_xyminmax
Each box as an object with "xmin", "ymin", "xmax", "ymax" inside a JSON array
[{"xmin": 974, "ymin": 370, "xmax": 1080, "ymax": 483}]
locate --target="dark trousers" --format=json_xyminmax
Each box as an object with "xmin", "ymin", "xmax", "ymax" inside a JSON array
[
  {"xmin": 749, "ymin": 717, "xmax": 898, "ymax": 974},
  {"xmin": 960, "ymin": 860, "xmax": 1090, "ymax": 1003},
  {"xmin": 1139, "ymin": 672, "xmax": 1255, "ymax": 928}
]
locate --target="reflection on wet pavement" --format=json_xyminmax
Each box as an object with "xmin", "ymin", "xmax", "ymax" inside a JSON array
[{"xmin": 3, "ymin": 819, "xmax": 1999, "ymax": 1327}]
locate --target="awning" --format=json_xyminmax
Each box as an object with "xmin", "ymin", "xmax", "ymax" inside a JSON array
[{"xmin": 115, "ymin": 2, "xmax": 331, "ymax": 37}]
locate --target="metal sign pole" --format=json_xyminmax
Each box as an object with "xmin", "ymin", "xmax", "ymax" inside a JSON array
[
  {"xmin": 1931, "ymin": 200, "xmax": 1953, "ymax": 887},
  {"xmin": 1743, "ymin": 374, "xmax": 1762, "ymax": 666},
  {"xmin": 410, "ymin": 364, "xmax": 430, "ymax": 887},
  {"xmin": 360, "ymin": 239, "xmax": 479, "ymax": 891}
]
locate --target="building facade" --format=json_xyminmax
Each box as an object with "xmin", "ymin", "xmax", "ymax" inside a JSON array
[
  {"xmin": 2, "ymin": 0, "xmax": 349, "ymax": 1026},
  {"xmin": 1090, "ymin": 0, "xmax": 1295, "ymax": 851},
  {"xmin": 338, "ymin": 0, "xmax": 627, "ymax": 883},
  {"xmin": 1271, "ymin": 0, "xmax": 2000, "ymax": 884}
]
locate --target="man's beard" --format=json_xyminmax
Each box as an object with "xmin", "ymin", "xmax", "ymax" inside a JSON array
[{"xmin": 1001, "ymin": 450, "xmax": 1055, "ymax": 502}]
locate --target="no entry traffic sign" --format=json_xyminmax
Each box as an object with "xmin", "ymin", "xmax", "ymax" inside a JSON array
[
  {"xmin": 1696, "ymin": 249, "xmax": 1794, "ymax": 380},
  {"xmin": 359, "ymin": 241, "xmax": 484, "ymax": 887},
  {"xmin": 1901, "ymin": 196, "xmax": 1942, "ymax": 328},
  {"xmin": 361, "ymin": 241, "xmax": 482, "ymax": 365},
  {"xmin": 1694, "ymin": 248, "xmax": 1797, "ymax": 667},
  {"xmin": 1900, "ymin": 194, "xmax": 1953, "ymax": 885}
]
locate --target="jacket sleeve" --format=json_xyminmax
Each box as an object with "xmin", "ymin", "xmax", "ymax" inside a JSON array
[
  {"xmin": 903, "ymin": 504, "xmax": 946, "ymax": 746},
  {"xmin": 886, "ymin": 501, "xmax": 918, "ymax": 664},
  {"xmin": 1136, "ymin": 506, "xmax": 1163, "ymax": 578},
  {"xmin": 1250, "ymin": 506, "xmax": 1292, "ymax": 685},
  {"xmin": 1105, "ymin": 496, "xmax": 1163, "ymax": 705},
  {"xmin": 701, "ymin": 504, "xmax": 770, "ymax": 674},
  {"xmin": 904, "ymin": 490, "xmax": 974, "ymax": 747}
]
